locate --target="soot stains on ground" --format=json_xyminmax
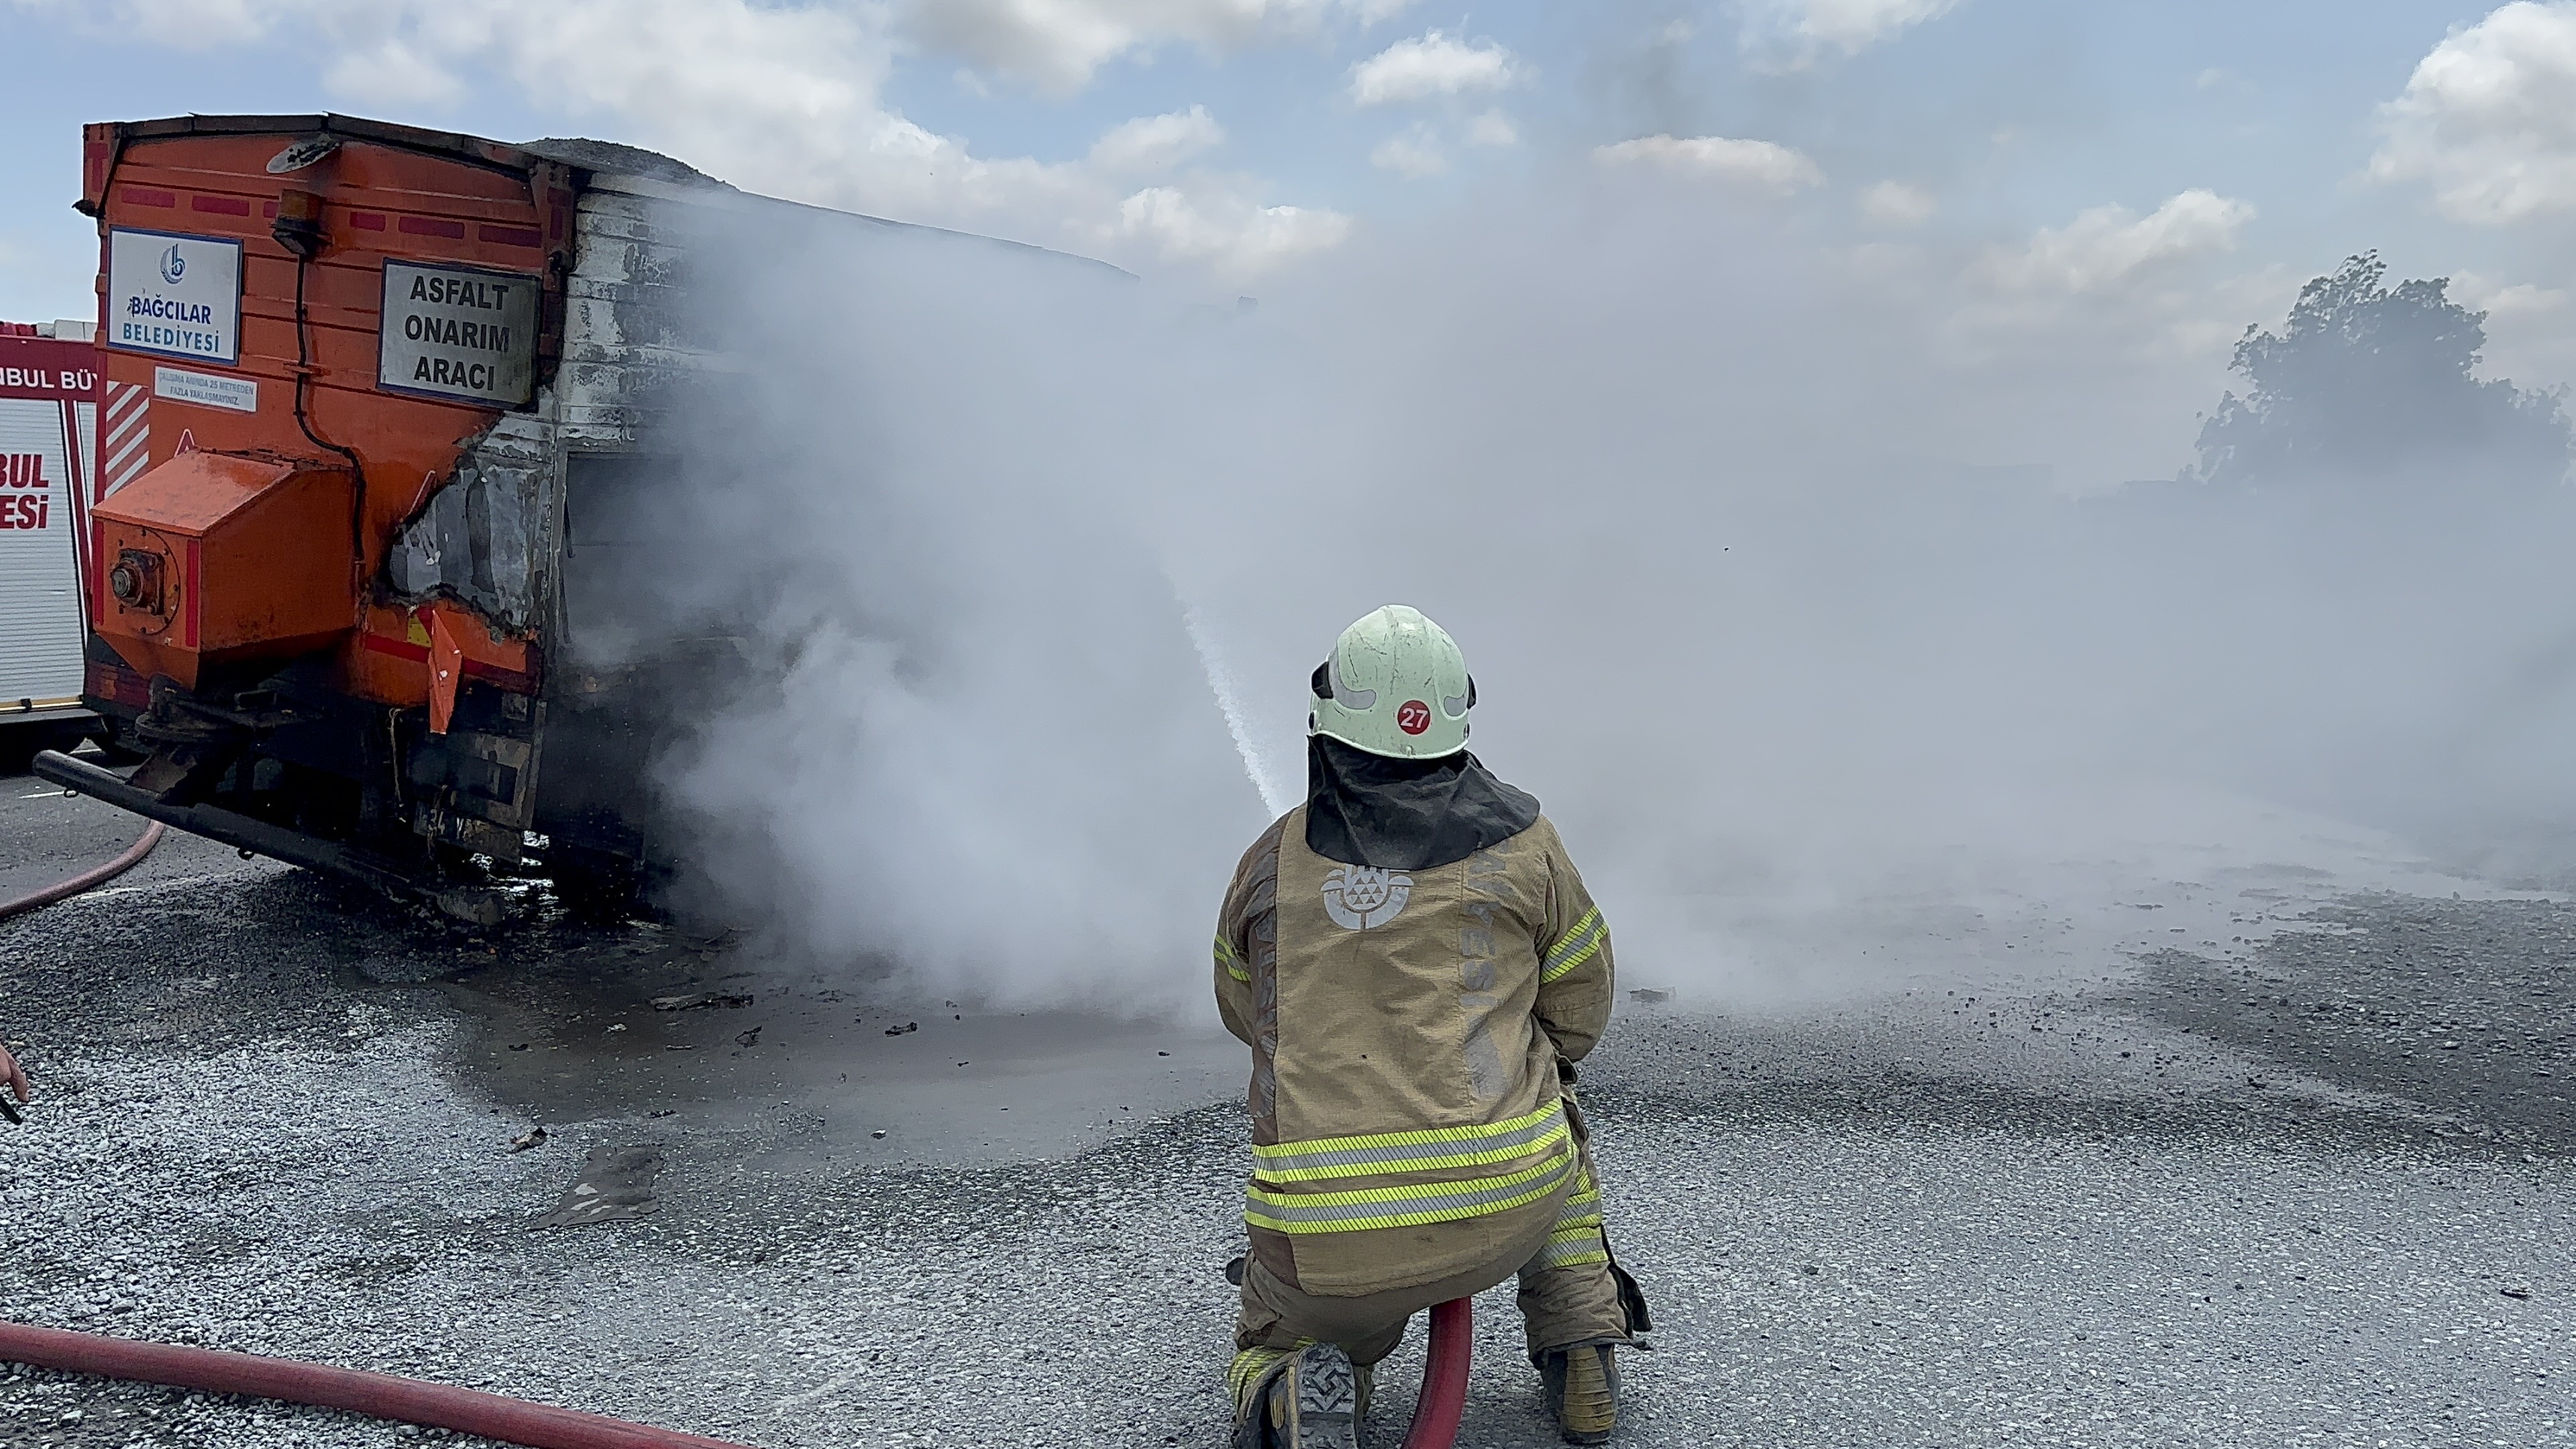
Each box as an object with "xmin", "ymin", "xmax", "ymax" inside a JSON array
[{"xmin": 2134, "ymin": 894, "xmax": 2576, "ymax": 1150}]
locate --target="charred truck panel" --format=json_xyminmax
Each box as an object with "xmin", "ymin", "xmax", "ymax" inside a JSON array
[{"xmin": 30, "ymin": 113, "xmax": 1005, "ymax": 922}]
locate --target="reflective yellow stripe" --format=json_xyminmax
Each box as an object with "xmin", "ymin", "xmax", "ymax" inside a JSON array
[
  {"xmin": 1532, "ymin": 1159, "xmax": 1609, "ymax": 1269},
  {"xmin": 1251, "ymin": 1102, "xmax": 1566, "ymax": 1181},
  {"xmin": 1542, "ymin": 908, "xmax": 1605, "ymax": 983},
  {"xmin": 1538, "ymin": 1210, "xmax": 1609, "ymax": 1269},
  {"xmin": 1245, "ymin": 1144, "xmax": 1575, "ymax": 1234},
  {"xmin": 1216, "ymin": 934, "xmax": 1249, "ymax": 983}
]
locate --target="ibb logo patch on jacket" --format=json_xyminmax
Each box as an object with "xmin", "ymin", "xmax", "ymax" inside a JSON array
[{"xmin": 1321, "ymin": 866, "xmax": 1411, "ymax": 930}]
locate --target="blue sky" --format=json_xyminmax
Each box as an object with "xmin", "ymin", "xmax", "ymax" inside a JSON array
[{"xmin": 5, "ymin": 1, "xmax": 2573, "ymax": 393}]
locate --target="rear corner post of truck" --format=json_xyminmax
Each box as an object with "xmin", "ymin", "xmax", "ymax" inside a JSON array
[{"xmin": 33, "ymin": 113, "xmax": 647, "ymax": 923}]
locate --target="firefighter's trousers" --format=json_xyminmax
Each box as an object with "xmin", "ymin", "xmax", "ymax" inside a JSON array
[{"xmin": 1234, "ymin": 1114, "xmax": 1629, "ymax": 1366}]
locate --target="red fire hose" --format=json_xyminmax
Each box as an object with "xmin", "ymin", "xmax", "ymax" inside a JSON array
[
  {"xmin": 1401, "ymin": 1298, "xmax": 1473, "ymax": 1449},
  {"xmin": 0, "ymin": 820, "xmax": 164, "ymax": 924},
  {"xmin": 0, "ymin": 1307, "xmax": 1466, "ymax": 1449},
  {"xmin": 0, "ymin": 1320, "xmax": 759, "ymax": 1449}
]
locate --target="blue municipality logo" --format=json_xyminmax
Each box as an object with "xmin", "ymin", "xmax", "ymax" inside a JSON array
[{"xmin": 159, "ymin": 244, "xmax": 186, "ymax": 285}]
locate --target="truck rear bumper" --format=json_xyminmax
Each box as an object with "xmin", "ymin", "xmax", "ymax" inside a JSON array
[{"xmin": 30, "ymin": 749, "xmax": 511, "ymax": 927}]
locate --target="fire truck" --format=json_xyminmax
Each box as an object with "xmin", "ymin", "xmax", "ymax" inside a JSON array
[{"xmin": 0, "ymin": 321, "xmax": 104, "ymax": 771}]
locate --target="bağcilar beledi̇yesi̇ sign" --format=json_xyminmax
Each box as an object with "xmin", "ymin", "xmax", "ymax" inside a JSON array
[{"xmin": 106, "ymin": 228, "xmax": 243, "ymax": 366}]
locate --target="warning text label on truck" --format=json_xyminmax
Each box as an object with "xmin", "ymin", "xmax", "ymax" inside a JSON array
[
  {"xmin": 378, "ymin": 260, "xmax": 539, "ymax": 407},
  {"xmin": 154, "ymin": 366, "xmax": 259, "ymax": 414},
  {"xmin": 107, "ymin": 229, "xmax": 243, "ymax": 365}
]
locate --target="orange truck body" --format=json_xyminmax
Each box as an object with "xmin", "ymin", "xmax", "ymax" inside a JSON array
[
  {"xmin": 39, "ymin": 113, "xmax": 1118, "ymax": 922},
  {"xmin": 81, "ymin": 116, "xmax": 559, "ymax": 717}
]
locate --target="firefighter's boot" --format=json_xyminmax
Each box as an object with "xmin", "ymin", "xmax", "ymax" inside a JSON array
[
  {"xmin": 1229, "ymin": 1343, "xmax": 1360, "ymax": 1449},
  {"xmin": 1538, "ymin": 1341, "xmax": 1620, "ymax": 1444}
]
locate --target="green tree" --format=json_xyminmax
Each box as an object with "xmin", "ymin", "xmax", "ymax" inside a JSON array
[{"xmin": 2188, "ymin": 252, "xmax": 2572, "ymax": 486}]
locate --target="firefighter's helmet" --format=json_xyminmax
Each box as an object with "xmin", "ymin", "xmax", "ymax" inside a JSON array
[{"xmin": 1309, "ymin": 604, "xmax": 1475, "ymax": 759}]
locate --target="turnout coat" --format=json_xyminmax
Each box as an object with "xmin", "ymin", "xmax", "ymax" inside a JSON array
[{"xmin": 1214, "ymin": 805, "xmax": 1615, "ymax": 1296}]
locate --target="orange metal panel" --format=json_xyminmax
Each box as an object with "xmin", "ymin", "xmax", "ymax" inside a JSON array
[
  {"xmin": 90, "ymin": 451, "xmax": 355, "ymax": 688},
  {"xmin": 91, "ymin": 447, "xmax": 288, "ymax": 536},
  {"xmin": 425, "ymin": 602, "xmax": 535, "ymax": 733},
  {"xmin": 93, "ymin": 121, "xmax": 560, "ymax": 707}
]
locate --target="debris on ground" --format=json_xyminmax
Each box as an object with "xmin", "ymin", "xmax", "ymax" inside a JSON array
[
  {"xmin": 883, "ymin": 1021, "xmax": 918, "ymax": 1036},
  {"xmin": 651, "ymin": 991, "xmax": 755, "ymax": 1012},
  {"xmin": 535, "ymin": 1145, "xmax": 665, "ymax": 1228},
  {"xmin": 509, "ymin": 1126, "xmax": 547, "ymax": 1152}
]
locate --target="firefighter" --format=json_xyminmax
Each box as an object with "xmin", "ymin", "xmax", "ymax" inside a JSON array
[{"xmin": 1214, "ymin": 605, "xmax": 1646, "ymax": 1449}]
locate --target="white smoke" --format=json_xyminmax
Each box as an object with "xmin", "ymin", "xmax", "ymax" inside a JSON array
[{"xmin": 628, "ymin": 170, "xmax": 2576, "ymax": 1015}]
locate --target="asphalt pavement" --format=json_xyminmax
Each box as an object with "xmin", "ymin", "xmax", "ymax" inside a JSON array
[{"xmin": 0, "ymin": 764, "xmax": 2567, "ymax": 1448}]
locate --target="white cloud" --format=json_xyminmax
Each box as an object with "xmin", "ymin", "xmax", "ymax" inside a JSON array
[
  {"xmin": 1089, "ymin": 105, "xmax": 1226, "ymax": 172},
  {"xmin": 1984, "ymin": 189, "xmax": 2254, "ymax": 292},
  {"xmin": 899, "ymin": 0, "xmax": 1411, "ymax": 95},
  {"xmin": 2453, "ymin": 271, "xmax": 2572, "ymax": 318},
  {"xmin": 1938, "ymin": 201, "xmax": 2285, "ymax": 369},
  {"xmin": 319, "ymin": 35, "xmax": 468, "ymax": 106},
  {"xmin": 1349, "ymin": 30, "xmax": 1523, "ymax": 106},
  {"xmin": 1860, "ymin": 180, "xmax": 1937, "ymax": 226},
  {"xmin": 1109, "ymin": 186, "xmax": 1352, "ymax": 272},
  {"xmin": 1739, "ymin": 0, "xmax": 1961, "ymax": 68},
  {"xmin": 1593, "ymin": 135, "xmax": 1825, "ymax": 192},
  {"xmin": 9, "ymin": 0, "xmax": 274, "ymax": 45},
  {"xmin": 2370, "ymin": 1, "xmax": 2576, "ymax": 224},
  {"xmin": 1464, "ymin": 109, "xmax": 1519, "ymax": 148},
  {"xmin": 12, "ymin": 0, "xmax": 1346, "ymax": 280},
  {"xmin": 1370, "ymin": 127, "xmax": 1447, "ymax": 177}
]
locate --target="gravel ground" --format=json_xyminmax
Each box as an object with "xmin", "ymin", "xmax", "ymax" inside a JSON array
[{"xmin": 1, "ymin": 772, "xmax": 2569, "ymax": 1448}]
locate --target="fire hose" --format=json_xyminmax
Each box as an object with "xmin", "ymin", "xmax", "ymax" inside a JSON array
[
  {"xmin": 0, "ymin": 822, "xmax": 1477, "ymax": 1449},
  {"xmin": 0, "ymin": 820, "xmax": 163, "ymax": 924},
  {"xmin": 0, "ymin": 1305, "xmax": 1472, "ymax": 1449},
  {"xmin": 1401, "ymin": 1298, "xmax": 1473, "ymax": 1449},
  {"xmin": 0, "ymin": 1321, "xmax": 756, "ymax": 1449}
]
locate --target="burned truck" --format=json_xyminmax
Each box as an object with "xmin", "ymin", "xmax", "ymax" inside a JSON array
[{"xmin": 36, "ymin": 113, "xmax": 1122, "ymax": 924}]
